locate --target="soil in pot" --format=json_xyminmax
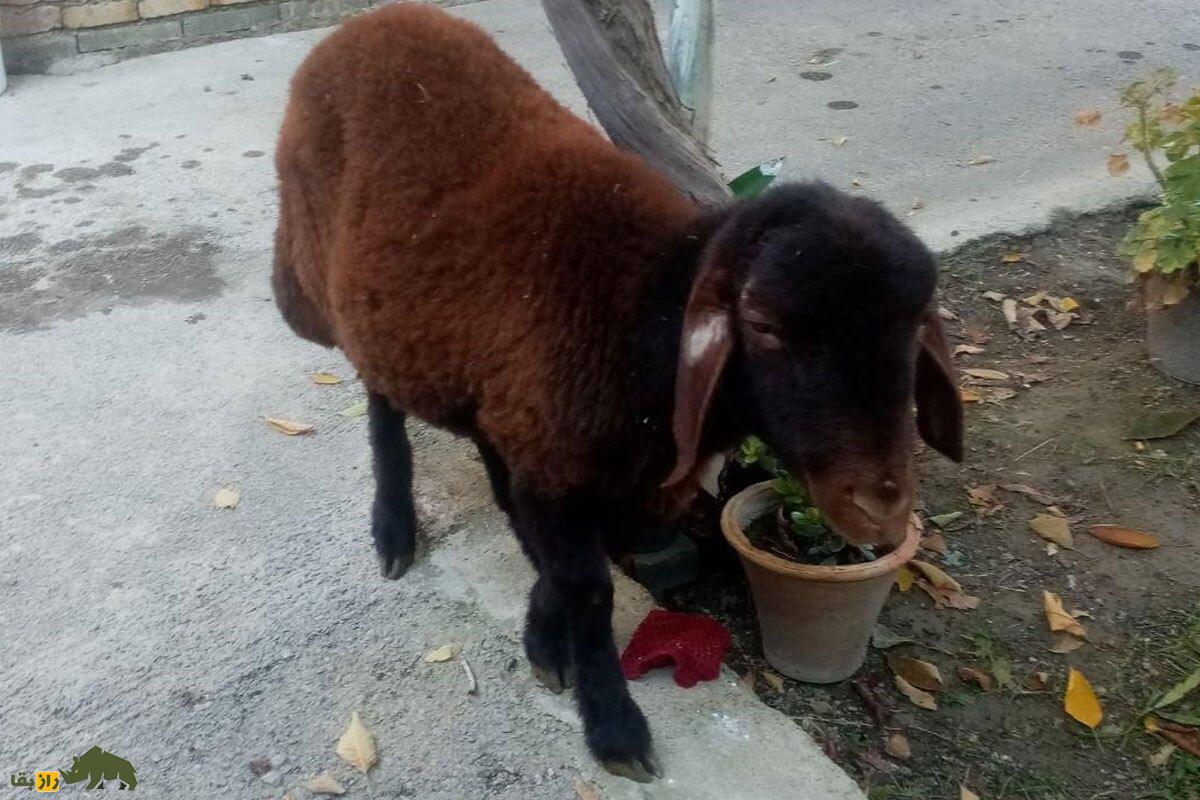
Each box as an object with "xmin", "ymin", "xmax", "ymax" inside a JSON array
[{"xmin": 744, "ymin": 513, "xmax": 885, "ymax": 567}]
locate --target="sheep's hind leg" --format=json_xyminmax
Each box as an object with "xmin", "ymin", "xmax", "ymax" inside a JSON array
[
  {"xmin": 368, "ymin": 392, "xmax": 417, "ymax": 579},
  {"xmin": 512, "ymin": 489, "xmax": 661, "ymax": 783}
]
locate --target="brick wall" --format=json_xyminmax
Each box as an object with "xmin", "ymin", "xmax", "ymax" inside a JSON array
[{"xmin": 1, "ymin": 0, "xmax": 476, "ymax": 74}]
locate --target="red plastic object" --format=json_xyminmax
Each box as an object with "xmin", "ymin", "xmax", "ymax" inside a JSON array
[{"xmin": 619, "ymin": 609, "xmax": 731, "ymax": 688}]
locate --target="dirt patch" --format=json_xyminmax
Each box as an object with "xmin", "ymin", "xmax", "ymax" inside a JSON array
[
  {"xmin": 665, "ymin": 207, "xmax": 1200, "ymax": 799},
  {"xmin": 0, "ymin": 224, "xmax": 225, "ymax": 333}
]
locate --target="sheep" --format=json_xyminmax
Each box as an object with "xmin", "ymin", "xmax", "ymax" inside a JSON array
[{"xmin": 274, "ymin": 3, "xmax": 963, "ymax": 782}]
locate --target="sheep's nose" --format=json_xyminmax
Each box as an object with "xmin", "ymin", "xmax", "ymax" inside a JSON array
[{"xmin": 849, "ymin": 479, "xmax": 908, "ymax": 524}]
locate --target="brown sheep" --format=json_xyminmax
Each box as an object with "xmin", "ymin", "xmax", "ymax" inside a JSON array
[{"xmin": 274, "ymin": 4, "xmax": 962, "ymax": 782}]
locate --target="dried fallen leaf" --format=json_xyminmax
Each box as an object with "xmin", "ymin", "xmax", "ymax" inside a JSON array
[
  {"xmin": 885, "ymin": 732, "xmax": 912, "ymax": 761},
  {"xmin": 1047, "ymin": 632, "xmax": 1086, "ymax": 654},
  {"xmin": 1000, "ymin": 252, "xmax": 1024, "ymax": 263},
  {"xmin": 966, "ymin": 155, "xmax": 995, "ymax": 166},
  {"xmin": 1045, "ymin": 309, "xmax": 1076, "ymax": 330},
  {"xmin": 1023, "ymin": 291, "xmax": 1049, "ymax": 308},
  {"xmin": 919, "ymin": 533, "xmax": 948, "ymax": 554},
  {"xmin": 1074, "ymin": 108, "xmax": 1102, "ymax": 126},
  {"xmin": 911, "ymin": 198, "xmax": 926, "ymax": 212},
  {"xmin": 964, "ymin": 368, "xmax": 1009, "ymax": 381},
  {"xmin": 888, "ymin": 655, "xmax": 945, "ymax": 692},
  {"xmin": 1030, "ymin": 514, "xmax": 1074, "ymax": 549},
  {"xmin": 954, "ymin": 344, "xmax": 986, "ymax": 356},
  {"xmin": 1053, "ymin": 296, "xmax": 1080, "ymax": 313},
  {"xmin": 738, "ymin": 669, "xmax": 757, "ymax": 693},
  {"xmin": 1015, "ymin": 306, "xmax": 1048, "ymax": 336},
  {"xmin": 928, "ymin": 511, "xmax": 964, "ymax": 528},
  {"xmin": 831, "ymin": 135, "xmax": 850, "ymax": 147},
  {"xmin": 573, "ymin": 778, "xmax": 602, "ymax": 800},
  {"xmin": 311, "ymin": 372, "xmax": 343, "ymax": 385},
  {"xmin": 339, "ymin": 399, "xmax": 369, "ymax": 418},
  {"xmin": 910, "ymin": 559, "xmax": 961, "ymax": 592},
  {"xmin": 1107, "ymin": 153, "xmax": 1130, "ymax": 176},
  {"xmin": 1065, "ymin": 668, "xmax": 1103, "ymax": 728},
  {"xmin": 213, "ymin": 486, "xmax": 240, "ymax": 509},
  {"xmin": 967, "ymin": 484, "xmax": 1003, "ymax": 516},
  {"xmin": 985, "ymin": 387, "xmax": 1018, "ymax": 403},
  {"xmin": 1125, "ymin": 410, "xmax": 1199, "ymax": 440},
  {"xmin": 762, "ymin": 670, "xmax": 786, "ymax": 693},
  {"xmin": 895, "ymin": 565, "xmax": 916, "ymax": 592},
  {"xmin": 894, "ymin": 675, "xmax": 937, "ymax": 710},
  {"xmin": 1088, "ymin": 525, "xmax": 1159, "ymax": 550},
  {"xmin": 960, "ymin": 387, "xmax": 984, "ymax": 403},
  {"xmin": 424, "ymin": 643, "xmax": 462, "ymax": 663},
  {"xmin": 336, "ymin": 711, "xmax": 378, "ymax": 773},
  {"xmin": 1146, "ymin": 717, "xmax": 1200, "ymax": 759},
  {"xmin": 1044, "ymin": 591, "xmax": 1087, "ymax": 638},
  {"xmin": 1024, "ymin": 671, "xmax": 1050, "ymax": 692},
  {"xmin": 266, "ymin": 417, "xmax": 314, "ymax": 436},
  {"xmin": 957, "ymin": 665, "xmax": 994, "ymax": 692},
  {"xmin": 998, "ymin": 483, "xmax": 1059, "ymax": 505},
  {"xmin": 1001, "ymin": 297, "xmax": 1018, "ymax": 324},
  {"xmin": 306, "ymin": 773, "xmax": 346, "ymax": 796},
  {"xmin": 960, "ymin": 785, "xmax": 980, "ymax": 800},
  {"xmin": 938, "ymin": 305, "xmax": 958, "ymax": 320},
  {"xmin": 940, "ymin": 590, "xmax": 982, "ymax": 610}
]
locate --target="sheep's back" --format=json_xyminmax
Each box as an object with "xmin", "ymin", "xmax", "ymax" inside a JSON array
[{"xmin": 278, "ymin": 4, "xmax": 698, "ymax": 493}]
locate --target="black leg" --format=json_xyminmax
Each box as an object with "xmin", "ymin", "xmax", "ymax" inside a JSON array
[
  {"xmin": 474, "ymin": 440, "xmax": 515, "ymax": 519},
  {"xmin": 368, "ymin": 391, "xmax": 417, "ymax": 579},
  {"xmin": 511, "ymin": 489, "xmax": 661, "ymax": 783}
]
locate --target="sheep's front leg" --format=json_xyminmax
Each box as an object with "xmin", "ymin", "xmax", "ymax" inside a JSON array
[
  {"xmin": 513, "ymin": 490, "xmax": 661, "ymax": 783},
  {"xmin": 368, "ymin": 391, "xmax": 417, "ymax": 579}
]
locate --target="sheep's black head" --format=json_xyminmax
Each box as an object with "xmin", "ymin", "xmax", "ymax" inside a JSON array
[{"xmin": 664, "ymin": 182, "xmax": 963, "ymax": 546}]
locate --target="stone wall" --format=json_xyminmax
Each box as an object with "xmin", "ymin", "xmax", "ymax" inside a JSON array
[{"xmin": 1, "ymin": 0, "xmax": 475, "ymax": 74}]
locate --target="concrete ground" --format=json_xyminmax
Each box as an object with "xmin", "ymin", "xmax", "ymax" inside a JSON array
[{"xmin": 1, "ymin": 0, "xmax": 1197, "ymax": 797}]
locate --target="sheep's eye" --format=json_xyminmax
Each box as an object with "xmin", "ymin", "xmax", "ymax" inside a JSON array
[{"xmin": 743, "ymin": 317, "xmax": 784, "ymax": 349}]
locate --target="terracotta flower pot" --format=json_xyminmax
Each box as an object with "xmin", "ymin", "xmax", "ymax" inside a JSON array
[
  {"xmin": 1147, "ymin": 289, "xmax": 1200, "ymax": 385},
  {"xmin": 720, "ymin": 481, "xmax": 919, "ymax": 683}
]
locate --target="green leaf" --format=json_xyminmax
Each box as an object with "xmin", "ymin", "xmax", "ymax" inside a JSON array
[
  {"xmin": 1151, "ymin": 667, "xmax": 1200, "ymax": 711},
  {"xmin": 1125, "ymin": 410, "xmax": 1200, "ymax": 439},
  {"xmin": 928, "ymin": 511, "xmax": 965, "ymax": 528},
  {"xmin": 728, "ymin": 157, "xmax": 785, "ymax": 199}
]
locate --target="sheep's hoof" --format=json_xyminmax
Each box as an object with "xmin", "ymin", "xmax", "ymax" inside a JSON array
[
  {"xmin": 378, "ymin": 552, "xmax": 413, "ymax": 580},
  {"xmin": 601, "ymin": 748, "xmax": 662, "ymax": 783},
  {"xmin": 531, "ymin": 663, "xmax": 571, "ymax": 694}
]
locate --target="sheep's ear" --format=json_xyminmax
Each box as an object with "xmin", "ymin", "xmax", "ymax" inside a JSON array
[
  {"xmin": 663, "ymin": 245, "xmax": 734, "ymax": 488},
  {"xmin": 915, "ymin": 307, "xmax": 964, "ymax": 462}
]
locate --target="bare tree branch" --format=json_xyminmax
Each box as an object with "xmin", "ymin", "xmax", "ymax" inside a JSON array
[{"xmin": 541, "ymin": 0, "xmax": 729, "ymax": 207}]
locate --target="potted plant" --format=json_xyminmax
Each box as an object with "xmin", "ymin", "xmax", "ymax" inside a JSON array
[
  {"xmin": 719, "ymin": 438, "xmax": 919, "ymax": 683},
  {"xmin": 1115, "ymin": 69, "xmax": 1200, "ymax": 384}
]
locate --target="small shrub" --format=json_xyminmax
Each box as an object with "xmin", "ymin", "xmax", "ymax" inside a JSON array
[{"xmin": 1115, "ymin": 68, "xmax": 1200, "ymax": 308}]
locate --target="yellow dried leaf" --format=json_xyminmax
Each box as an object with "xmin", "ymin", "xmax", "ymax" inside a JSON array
[
  {"xmin": 1029, "ymin": 514, "xmax": 1074, "ymax": 548},
  {"xmin": 954, "ymin": 345, "xmax": 986, "ymax": 356},
  {"xmin": 424, "ymin": 643, "xmax": 462, "ymax": 663},
  {"xmin": 1162, "ymin": 279, "xmax": 1190, "ymax": 306},
  {"xmin": 1043, "ymin": 591, "xmax": 1087, "ymax": 638},
  {"xmin": 1001, "ymin": 297, "xmax": 1019, "ymax": 324},
  {"xmin": 911, "ymin": 559, "xmax": 962, "ymax": 593},
  {"xmin": 895, "ymin": 565, "xmax": 916, "ymax": 592},
  {"xmin": 1089, "ymin": 525, "xmax": 1159, "ymax": 549},
  {"xmin": 266, "ymin": 417, "xmax": 314, "ymax": 436},
  {"xmin": 306, "ymin": 773, "xmax": 346, "ymax": 795},
  {"xmin": 1145, "ymin": 715, "xmax": 1161, "ymax": 732},
  {"xmin": 311, "ymin": 372, "xmax": 343, "ymax": 385},
  {"xmin": 1107, "ymin": 153, "xmax": 1130, "ymax": 176},
  {"xmin": 964, "ymin": 368, "xmax": 1009, "ymax": 381},
  {"xmin": 335, "ymin": 711, "xmax": 378, "ymax": 773},
  {"xmin": 894, "ymin": 675, "xmax": 937, "ymax": 710},
  {"xmin": 213, "ymin": 487, "xmax": 240, "ymax": 509},
  {"xmin": 1023, "ymin": 291, "xmax": 1049, "ymax": 307},
  {"xmin": 1074, "ymin": 108, "xmax": 1102, "ymax": 126},
  {"xmin": 1001, "ymin": 252, "xmax": 1024, "ymax": 263},
  {"xmin": 1054, "ymin": 296, "xmax": 1080, "ymax": 313},
  {"xmin": 961, "ymin": 786, "xmax": 980, "ymax": 800},
  {"xmin": 1064, "ymin": 668, "xmax": 1103, "ymax": 728},
  {"xmin": 960, "ymin": 387, "xmax": 984, "ymax": 403},
  {"xmin": 885, "ymin": 732, "xmax": 912, "ymax": 760},
  {"xmin": 573, "ymin": 778, "xmax": 602, "ymax": 800},
  {"xmin": 762, "ymin": 670, "xmax": 786, "ymax": 693}
]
